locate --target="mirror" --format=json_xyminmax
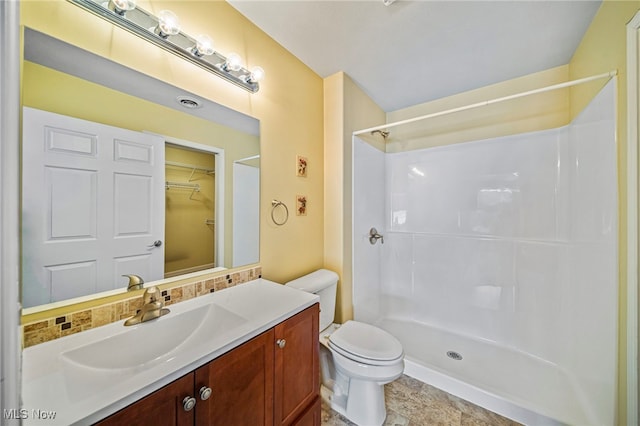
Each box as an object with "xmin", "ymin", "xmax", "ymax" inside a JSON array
[{"xmin": 21, "ymin": 28, "xmax": 260, "ymax": 310}]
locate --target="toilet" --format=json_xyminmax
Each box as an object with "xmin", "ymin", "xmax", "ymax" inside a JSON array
[{"xmin": 286, "ymin": 269, "xmax": 404, "ymax": 426}]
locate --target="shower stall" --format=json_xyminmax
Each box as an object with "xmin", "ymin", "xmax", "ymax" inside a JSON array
[{"xmin": 352, "ymin": 80, "xmax": 617, "ymax": 425}]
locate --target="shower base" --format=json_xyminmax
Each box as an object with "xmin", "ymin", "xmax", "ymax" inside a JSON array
[{"xmin": 376, "ymin": 318, "xmax": 594, "ymax": 426}]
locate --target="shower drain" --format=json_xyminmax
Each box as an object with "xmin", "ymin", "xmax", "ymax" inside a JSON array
[{"xmin": 446, "ymin": 351, "xmax": 463, "ymax": 360}]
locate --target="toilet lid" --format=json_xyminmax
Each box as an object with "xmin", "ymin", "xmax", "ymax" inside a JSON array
[{"xmin": 328, "ymin": 321, "xmax": 403, "ymax": 362}]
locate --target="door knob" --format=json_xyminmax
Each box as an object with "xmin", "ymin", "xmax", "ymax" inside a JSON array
[
  {"xmin": 148, "ymin": 240, "xmax": 162, "ymax": 248},
  {"xmin": 369, "ymin": 228, "xmax": 384, "ymax": 245},
  {"xmin": 276, "ymin": 339, "xmax": 286, "ymax": 349}
]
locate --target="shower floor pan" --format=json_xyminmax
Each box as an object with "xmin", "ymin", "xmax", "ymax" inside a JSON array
[{"xmin": 376, "ymin": 318, "xmax": 596, "ymax": 426}]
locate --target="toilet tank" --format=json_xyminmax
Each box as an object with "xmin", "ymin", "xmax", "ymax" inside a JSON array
[{"xmin": 285, "ymin": 269, "xmax": 339, "ymax": 331}]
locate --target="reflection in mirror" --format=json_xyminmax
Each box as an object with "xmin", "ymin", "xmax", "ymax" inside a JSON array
[
  {"xmin": 165, "ymin": 144, "xmax": 217, "ymax": 278},
  {"xmin": 21, "ymin": 28, "xmax": 260, "ymax": 310},
  {"xmin": 164, "ymin": 143, "xmax": 225, "ymax": 278}
]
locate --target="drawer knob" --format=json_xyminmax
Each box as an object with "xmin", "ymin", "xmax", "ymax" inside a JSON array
[
  {"xmin": 199, "ymin": 386, "xmax": 212, "ymax": 401},
  {"xmin": 183, "ymin": 396, "xmax": 196, "ymax": 411},
  {"xmin": 276, "ymin": 338, "xmax": 286, "ymax": 349}
]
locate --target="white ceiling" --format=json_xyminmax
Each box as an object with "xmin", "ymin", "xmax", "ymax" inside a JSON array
[{"xmin": 228, "ymin": 0, "xmax": 602, "ymax": 112}]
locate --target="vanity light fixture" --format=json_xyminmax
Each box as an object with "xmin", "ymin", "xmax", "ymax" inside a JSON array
[
  {"xmin": 246, "ymin": 66, "xmax": 265, "ymax": 84},
  {"xmin": 192, "ymin": 34, "xmax": 214, "ymax": 57},
  {"xmin": 108, "ymin": 0, "xmax": 136, "ymax": 16},
  {"xmin": 222, "ymin": 52, "xmax": 243, "ymax": 72},
  {"xmin": 154, "ymin": 10, "xmax": 181, "ymax": 38},
  {"xmin": 69, "ymin": 0, "xmax": 263, "ymax": 92}
]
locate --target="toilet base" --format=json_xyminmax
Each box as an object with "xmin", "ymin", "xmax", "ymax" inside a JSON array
[{"xmin": 321, "ymin": 374, "xmax": 387, "ymax": 426}]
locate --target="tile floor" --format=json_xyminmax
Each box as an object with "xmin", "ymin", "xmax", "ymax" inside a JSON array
[{"xmin": 321, "ymin": 375, "xmax": 522, "ymax": 426}]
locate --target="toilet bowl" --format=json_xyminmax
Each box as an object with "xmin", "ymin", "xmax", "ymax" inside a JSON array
[{"xmin": 286, "ymin": 270, "xmax": 404, "ymax": 426}]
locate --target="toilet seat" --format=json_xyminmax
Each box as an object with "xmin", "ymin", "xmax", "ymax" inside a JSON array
[{"xmin": 328, "ymin": 321, "xmax": 403, "ymax": 366}]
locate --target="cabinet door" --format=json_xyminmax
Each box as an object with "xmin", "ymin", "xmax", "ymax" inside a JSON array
[
  {"xmin": 291, "ymin": 396, "xmax": 320, "ymax": 426},
  {"xmin": 195, "ymin": 329, "xmax": 275, "ymax": 426},
  {"xmin": 274, "ymin": 303, "xmax": 320, "ymax": 426},
  {"xmin": 95, "ymin": 374, "xmax": 194, "ymax": 426}
]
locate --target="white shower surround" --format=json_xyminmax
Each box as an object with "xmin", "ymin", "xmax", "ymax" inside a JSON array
[{"xmin": 353, "ymin": 81, "xmax": 617, "ymax": 425}]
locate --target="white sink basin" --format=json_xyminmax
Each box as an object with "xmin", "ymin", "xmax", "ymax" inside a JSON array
[{"xmin": 61, "ymin": 303, "xmax": 246, "ymax": 370}]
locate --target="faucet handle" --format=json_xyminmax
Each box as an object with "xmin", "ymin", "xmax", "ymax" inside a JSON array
[{"xmin": 143, "ymin": 286, "xmax": 163, "ymax": 305}]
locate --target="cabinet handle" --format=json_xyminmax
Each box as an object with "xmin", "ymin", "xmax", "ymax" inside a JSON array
[
  {"xmin": 276, "ymin": 338, "xmax": 286, "ymax": 349},
  {"xmin": 183, "ymin": 396, "xmax": 197, "ymax": 412},
  {"xmin": 199, "ymin": 386, "xmax": 212, "ymax": 401}
]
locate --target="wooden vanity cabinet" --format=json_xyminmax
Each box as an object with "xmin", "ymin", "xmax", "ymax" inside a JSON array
[
  {"xmin": 290, "ymin": 396, "xmax": 321, "ymax": 426},
  {"xmin": 95, "ymin": 374, "xmax": 194, "ymax": 426},
  {"xmin": 95, "ymin": 303, "xmax": 319, "ymax": 426}
]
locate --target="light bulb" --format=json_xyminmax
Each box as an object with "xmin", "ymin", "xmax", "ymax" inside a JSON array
[
  {"xmin": 223, "ymin": 53, "xmax": 242, "ymax": 72},
  {"xmin": 247, "ymin": 66, "xmax": 265, "ymax": 83},
  {"xmin": 155, "ymin": 10, "xmax": 180, "ymax": 38},
  {"xmin": 109, "ymin": 0, "xmax": 136, "ymax": 15},
  {"xmin": 192, "ymin": 34, "xmax": 214, "ymax": 57}
]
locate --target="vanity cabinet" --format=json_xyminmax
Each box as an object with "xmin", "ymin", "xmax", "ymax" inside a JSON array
[
  {"xmin": 95, "ymin": 304, "xmax": 319, "ymax": 426},
  {"xmin": 95, "ymin": 374, "xmax": 194, "ymax": 426}
]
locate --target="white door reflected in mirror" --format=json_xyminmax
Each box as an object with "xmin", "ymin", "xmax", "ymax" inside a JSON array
[{"xmin": 22, "ymin": 107, "xmax": 166, "ymax": 308}]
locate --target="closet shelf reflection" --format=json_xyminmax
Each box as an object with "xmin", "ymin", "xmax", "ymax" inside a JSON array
[
  {"xmin": 166, "ymin": 181, "xmax": 200, "ymax": 199},
  {"xmin": 166, "ymin": 161, "xmax": 215, "ymax": 182}
]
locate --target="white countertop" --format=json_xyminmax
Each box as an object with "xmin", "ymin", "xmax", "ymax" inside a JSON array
[{"xmin": 21, "ymin": 279, "xmax": 318, "ymax": 425}]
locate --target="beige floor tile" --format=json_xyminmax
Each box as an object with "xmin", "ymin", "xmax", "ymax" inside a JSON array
[
  {"xmin": 322, "ymin": 375, "xmax": 520, "ymax": 426},
  {"xmin": 383, "ymin": 409, "xmax": 410, "ymax": 426},
  {"xmin": 407, "ymin": 404, "xmax": 462, "ymax": 426}
]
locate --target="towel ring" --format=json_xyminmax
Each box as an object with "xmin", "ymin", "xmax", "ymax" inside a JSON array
[{"xmin": 271, "ymin": 200, "xmax": 289, "ymax": 226}]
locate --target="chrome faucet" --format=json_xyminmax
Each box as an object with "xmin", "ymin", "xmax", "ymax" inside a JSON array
[{"xmin": 124, "ymin": 286, "xmax": 170, "ymax": 326}]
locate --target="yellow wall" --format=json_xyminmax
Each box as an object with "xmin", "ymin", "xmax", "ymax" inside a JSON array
[
  {"xmin": 20, "ymin": 0, "xmax": 324, "ymax": 313},
  {"xmin": 323, "ymin": 73, "xmax": 345, "ymax": 321},
  {"xmin": 568, "ymin": 1, "xmax": 640, "ymax": 423},
  {"xmin": 324, "ymin": 72, "xmax": 386, "ymax": 323}
]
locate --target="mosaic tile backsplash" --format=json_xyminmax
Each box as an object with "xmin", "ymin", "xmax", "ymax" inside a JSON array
[{"xmin": 22, "ymin": 266, "xmax": 262, "ymax": 348}]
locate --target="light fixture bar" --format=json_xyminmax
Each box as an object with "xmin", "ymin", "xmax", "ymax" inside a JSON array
[{"xmin": 68, "ymin": 0, "xmax": 260, "ymax": 93}]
